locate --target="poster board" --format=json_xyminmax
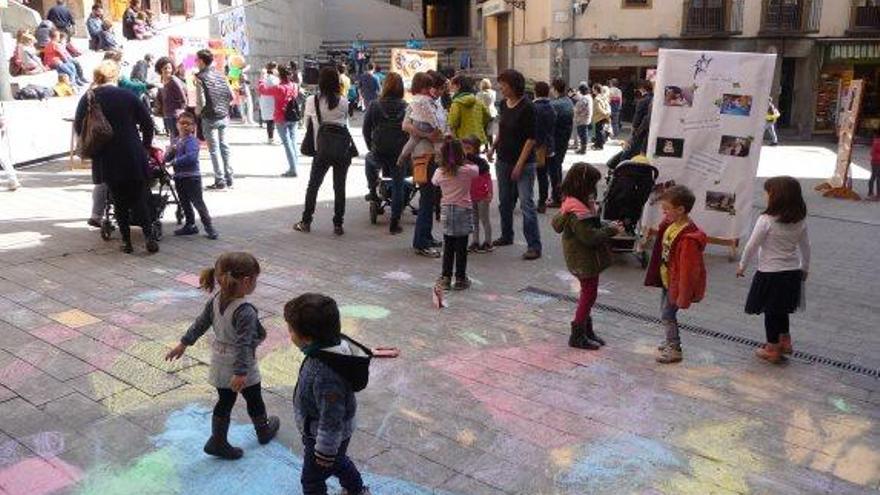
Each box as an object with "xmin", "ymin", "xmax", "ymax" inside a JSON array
[
  {"xmin": 818, "ymin": 79, "xmax": 863, "ymax": 196},
  {"xmin": 167, "ymin": 37, "xmax": 227, "ymax": 106},
  {"xmin": 217, "ymin": 7, "xmax": 249, "ymax": 56},
  {"xmin": 390, "ymin": 48, "xmax": 438, "ymax": 90},
  {"xmin": 645, "ymin": 49, "xmax": 776, "ymax": 245}
]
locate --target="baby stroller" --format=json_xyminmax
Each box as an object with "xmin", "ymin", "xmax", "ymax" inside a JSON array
[
  {"xmin": 600, "ymin": 158, "xmax": 659, "ymax": 268},
  {"xmin": 368, "ymin": 159, "xmax": 421, "ymax": 225},
  {"xmin": 100, "ymin": 148, "xmax": 183, "ymax": 241}
]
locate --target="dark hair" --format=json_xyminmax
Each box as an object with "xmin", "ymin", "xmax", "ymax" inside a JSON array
[
  {"xmin": 284, "ymin": 293, "xmax": 341, "ymax": 345},
  {"xmin": 636, "ymin": 79, "xmax": 653, "ymax": 93},
  {"xmin": 428, "ymin": 70, "xmax": 447, "ymax": 90},
  {"xmin": 196, "ymin": 49, "xmax": 213, "ymax": 67},
  {"xmin": 451, "ymin": 74, "xmax": 473, "ymax": 93},
  {"xmin": 381, "ymin": 72, "xmax": 404, "ymax": 99},
  {"xmin": 318, "ymin": 67, "xmax": 341, "ymax": 109},
  {"xmin": 102, "ymin": 50, "xmax": 122, "ymax": 62},
  {"xmin": 154, "ymin": 56, "xmax": 173, "ymax": 75},
  {"xmin": 337, "ymin": 63, "xmax": 347, "ymax": 75},
  {"xmin": 461, "ymin": 134, "xmax": 481, "ymax": 150},
  {"xmin": 660, "ymin": 185, "xmax": 697, "ymax": 213},
  {"xmin": 289, "ymin": 61, "xmax": 299, "ymax": 71},
  {"xmin": 177, "ymin": 111, "xmax": 196, "ymax": 125},
  {"xmin": 497, "ymin": 69, "xmax": 525, "ymax": 97},
  {"xmin": 763, "ymin": 176, "xmax": 806, "ymax": 223},
  {"xmin": 439, "ymin": 138, "xmax": 465, "ymax": 177},
  {"xmin": 266, "ymin": 61, "xmax": 278, "ymax": 71},
  {"xmin": 410, "ymin": 72, "xmax": 433, "ymax": 95},
  {"xmin": 552, "ymin": 78, "xmax": 566, "ymax": 95},
  {"xmin": 92, "ymin": 3, "xmax": 102, "ymax": 11},
  {"xmin": 374, "ymin": 64, "xmax": 382, "ymax": 72},
  {"xmin": 560, "ymin": 162, "xmax": 602, "ymax": 205},
  {"xmin": 199, "ymin": 252, "xmax": 261, "ymax": 303},
  {"xmin": 578, "ymin": 83, "xmax": 589, "ymax": 95},
  {"xmin": 278, "ymin": 65, "xmax": 291, "ymax": 84},
  {"xmin": 534, "ymin": 81, "xmax": 550, "ymax": 98}
]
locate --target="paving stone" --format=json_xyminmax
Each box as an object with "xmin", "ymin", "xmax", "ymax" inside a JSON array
[
  {"xmin": 41, "ymin": 392, "xmax": 109, "ymax": 431},
  {"xmin": 66, "ymin": 371, "xmax": 132, "ymax": 402}
]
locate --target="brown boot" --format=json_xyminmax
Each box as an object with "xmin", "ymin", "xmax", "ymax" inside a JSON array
[
  {"xmin": 779, "ymin": 334, "xmax": 793, "ymax": 355},
  {"xmin": 252, "ymin": 414, "xmax": 280, "ymax": 445},
  {"xmin": 755, "ymin": 343, "xmax": 783, "ymax": 363},
  {"xmin": 204, "ymin": 414, "xmax": 243, "ymax": 459}
]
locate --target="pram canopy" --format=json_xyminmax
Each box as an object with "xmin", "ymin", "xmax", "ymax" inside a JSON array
[{"xmin": 602, "ymin": 160, "xmax": 659, "ymax": 227}]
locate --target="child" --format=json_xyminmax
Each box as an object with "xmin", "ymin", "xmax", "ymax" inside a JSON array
[
  {"xmin": 737, "ymin": 176, "xmax": 810, "ymax": 363},
  {"xmin": 644, "ymin": 185, "xmax": 707, "ymax": 364},
  {"xmin": 54, "ymin": 73, "xmax": 75, "ymax": 97},
  {"xmin": 164, "ymin": 112, "xmax": 219, "ymax": 239},
  {"xmin": 552, "ymin": 163, "xmax": 622, "ymax": 350},
  {"xmin": 165, "ymin": 252, "xmax": 280, "ymax": 459},
  {"xmin": 133, "ymin": 11, "xmax": 154, "ymax": 40},
  {"xmin": 397, "ymin": 72, "xmax": 441, "ymax": 167},
  {"xmin": 462, "ymin": 135, "xmax": 493, "ymax": 253},
  {"xmin": 98, "ymin": 20, "xmax": 119, "ymax": 51},
  {"xmin": 285, "ymin": 293, "xmax": 372, "ymax": 495},
  {"xmin": 868, "ymin": 129, "xmax": 880, "ymax": 200},
  {"xmin": 433, "ymin": 138, "xmax": 479, "ymax": 290}
]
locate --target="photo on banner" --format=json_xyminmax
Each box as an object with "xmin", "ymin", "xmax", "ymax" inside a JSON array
[{"xmin": 720, "ymin": 94, "xmax": 753, "ymax": 116}]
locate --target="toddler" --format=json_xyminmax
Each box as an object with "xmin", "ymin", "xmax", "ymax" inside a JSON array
[
  {"xmin": 462, "ymin": 135, "xmax": 493, "ymax": 253},
  {"xmin": 54, "ymin": 73, "xmax": 75, "ymax": 97},
  {"xmin": 398, "ymin": 72, "xmax": 441, "ymax": 167},
  {"xmin": 165, "ymin": 111, "xmax": 219, "ymax": 239},
  {"xmin": 166, "ymin": 252, "xmax": 280, "ymax": 459},
  {"xmin": 433, "ymin": 138, "xmax": 479, "ymax": 290}
]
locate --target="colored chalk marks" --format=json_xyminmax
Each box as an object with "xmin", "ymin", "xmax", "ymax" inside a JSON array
[
  {"xmin": 0, "ymin": 432, "xmax": 81, "ymax": 495},
  {"xmin": 339, "ymin": 305, "xmax": 390, "ymax": 320},
  {"xmin": 75, "ymin": 405, "xmax": 458, "ymax": 495},
  {"xmin": 49, "ymin": 309, "xmax": 101, "ymax": 328}
]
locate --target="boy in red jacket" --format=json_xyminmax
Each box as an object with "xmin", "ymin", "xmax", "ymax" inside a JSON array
[
  {"xmin": 644, "ymin": 185, "xmax": 707, "ymax": 364},
  {"xmin": 869, "ymin": 130, "xmax": 880, "ymax": 200}
]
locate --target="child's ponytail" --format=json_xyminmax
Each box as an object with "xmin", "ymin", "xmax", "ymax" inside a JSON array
[
  {"xmin": 199, "ymin": 267, "xmax": 217, "ymax": 292},
  {"xmin": 201, "ymin": 252, "xmax": 261, "ymax": 298}
]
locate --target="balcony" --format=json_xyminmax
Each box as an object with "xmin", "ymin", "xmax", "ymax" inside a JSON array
[
  {"xmin": 682, "ymin": 0, "xmax": 744, "ymax": 37},
  {"xmin": 761, "ymin": 0, "xmax": 822, "ymax": 34},
  {"xmin": 849, "ymin": 2, "xmax": 880, "ymax": 33}
]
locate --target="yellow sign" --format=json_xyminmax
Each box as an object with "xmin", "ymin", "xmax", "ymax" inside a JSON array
[{"xmin": 390, "ymin": 48, "xmax": 438, "ymax": 89}]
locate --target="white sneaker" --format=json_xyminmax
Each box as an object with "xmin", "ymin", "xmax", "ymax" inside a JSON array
[{"xmin": 7, "ymin": 180, "xmax": 20, "ymax": 191}]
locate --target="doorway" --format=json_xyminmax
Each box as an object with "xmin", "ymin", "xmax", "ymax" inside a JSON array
[
  {"xmin": 779, "ymin": 57, "xmax": 796, "ymax": 127},
  {"xmin": 424, "ymin": 0, "xmax": 470, "ymax": 38},
  {"xmin": 496, "ymin": 13, "xmax": 510, "ymax": 73}
]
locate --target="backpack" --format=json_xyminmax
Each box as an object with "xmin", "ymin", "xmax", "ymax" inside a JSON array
[
  {"xmin": 283, "ymin": 90, "xmax": 301, "ymax": 122},
  {"xmin": 370, "ymin": 101, "xmax": 407, "ymax": 159},
  {"xmin": 14, "ymin": 84, "xmax": 53, "ymax": 100},
  {"xmin": 77, "ymin": 90, "xmax": 114, "ymax": 158}
]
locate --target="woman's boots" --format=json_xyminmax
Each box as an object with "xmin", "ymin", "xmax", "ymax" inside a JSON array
[
  {"xmin": 204, "ymin": 414, "xmax": 243, "ymax": 460},
  {"xmin": 252, "ymin": 414, "xmax": 280, "ymax": 445}
]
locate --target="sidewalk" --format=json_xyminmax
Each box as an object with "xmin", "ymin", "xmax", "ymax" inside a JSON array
[{"xmin": 0, "ymin": 123, "xmax": 878, "ymax": 494}]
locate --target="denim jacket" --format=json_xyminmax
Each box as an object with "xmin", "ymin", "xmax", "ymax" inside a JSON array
[{"xmin": 293, "ymin": 335, "xmax": 372, "ymax": 463}]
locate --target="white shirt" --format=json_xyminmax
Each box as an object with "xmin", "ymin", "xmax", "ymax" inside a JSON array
[
  {"xmin": 304, "ymin": 94, "xmax": 349, "ymax": 148},
  {"xmin": 739, "ymin": 214, "xmax": 810, "ymax": 273}
]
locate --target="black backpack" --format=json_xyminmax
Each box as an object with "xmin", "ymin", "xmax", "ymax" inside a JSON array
[
  {"xmin": 284, "ymin": 95, "xmax": 301, "ymax": 122},
  {"xmin": 15, "ymin": 84, "xmax": 53, "ymax": 100},
  {"xmin": 370, "ymin": 101, "xmax": 407, "ymax": 159}
]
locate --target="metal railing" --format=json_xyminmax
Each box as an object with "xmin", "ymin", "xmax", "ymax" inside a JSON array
[
  {"xmin": 762, "ymin": 0, "xmax": 822, "ymax": 33},
  {"xmin": 851, "ymin": 4, "xmax": 880, "ymax": 30},
  {"xmin": 682, "ymin": 0, "xmax": 743, "ymax": 36}
]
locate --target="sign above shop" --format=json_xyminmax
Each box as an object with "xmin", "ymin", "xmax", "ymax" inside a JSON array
[
  {"xmin": 482, "ymin": 0, "xmax": 512, "ymax": 16},
  {"xmin": 591, "ymin": 42, "xmax": 650, "ymax": 56}
]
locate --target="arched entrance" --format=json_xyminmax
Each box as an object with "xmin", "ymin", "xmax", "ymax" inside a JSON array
[{"xmin": 423, "ymin": 0, "xmax": 470, "ymax": 38}]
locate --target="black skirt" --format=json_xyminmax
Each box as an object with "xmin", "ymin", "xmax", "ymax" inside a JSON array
[{"xmin": 745, "ymin": 270, "xmax": 804, "ymax": 315}]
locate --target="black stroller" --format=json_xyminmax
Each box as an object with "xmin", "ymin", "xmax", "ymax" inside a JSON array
[
  {"xmin": 600, "ymin": 159, "xmax": 659, "ymax": 268},
  {"xmin": 368, "ymin": 160, "xmax": 421, "ymax": 225}
]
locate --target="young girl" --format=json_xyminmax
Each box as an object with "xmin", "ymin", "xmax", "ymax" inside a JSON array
[
  {"xmin": 433, "ymin": 138, "xmax": 479, "ymax": 290},
  {"xmin": 552, "ymin": 163, "xmax": 621, "ymax": 349},
  {"xmin": 462, "ymin": 136, "xmax": 493, "ymax": 253},
  {"xmin": 737, "ymin": 176, "xmax": 810, "ymax": 363},
  {"xmin": 165, "ymin": 252, "xmax": 279, "ymax": 459}
]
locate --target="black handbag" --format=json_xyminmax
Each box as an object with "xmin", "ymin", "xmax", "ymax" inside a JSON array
[
  {"xmin": 300, "ymin": 117, "xmax": 316, "ymax": 157},
  {"xmin": 314, "ymin": 96, "xmax": 356, "ymax": 165}
]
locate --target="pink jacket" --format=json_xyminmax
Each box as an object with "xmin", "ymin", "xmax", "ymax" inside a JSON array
[{"xmin": 258, "ymin": 81, "xmax": 298, "ymax": 123}]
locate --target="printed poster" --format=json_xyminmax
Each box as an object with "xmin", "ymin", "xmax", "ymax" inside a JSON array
[
  {"xmin": 217, "ymin": 7, "xmax": 249, "ymax": 56},
  {"xmin": 645, "ymin": 49, "xmax": 776, "ymax": 241},
  {"xmin": 390, "ymin": 48, "xmax": 438, "ymax": 89},
  {"xmin": 167, "ymin": 37, "xmax": 227, "ymax": 106}
]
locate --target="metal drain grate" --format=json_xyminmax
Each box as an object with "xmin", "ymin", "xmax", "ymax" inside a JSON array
[{"xmin": 522, "ymin": 286, "xmax": 880, "ymax": 379}]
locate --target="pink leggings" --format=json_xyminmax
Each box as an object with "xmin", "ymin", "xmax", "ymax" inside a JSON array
[{"xmin": 574, "ymin": 276, "xmax": 599, "ymax": 324}]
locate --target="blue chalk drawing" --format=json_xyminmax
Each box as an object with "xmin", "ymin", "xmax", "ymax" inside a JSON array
[
  {"xmin": 76, "ymin": 405, "xmax": 459, "ymax": 495},
  {"xmin": 133, "ymin": 288, "xmax": 202, "ymax": 303}
]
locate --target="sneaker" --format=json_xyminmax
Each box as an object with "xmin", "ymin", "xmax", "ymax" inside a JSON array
[
  {"xmin": 480, "ymin": 242, "xmax": 494, "ymax": 253},
  {"xmin": 468, "ymin": 242, "xmax": 480, "ymax": 253},
  {"xmin": 174, "ymin": 225, "xmax": 199, "ymax": 236},
  {"xmin": 334, "ymin": 225, "xmax": 345, "ymax": 236},
  {"xmin": 546, "ymin": 200, "xmax": 561, "ymax": 209},
  {"xmin": 204, "ymin": 226, "xmax": 219, "ymax": 240},
  {"xmin": 206, "ymin": 182, "xmax": 226, "ymax": 191},
  {"xmin": 779, "ymin": 334, "xmax": 793, "ymax": 355},
  {"xmin": 121, "ymin": 242, "xmax": 134, "ymax": 254},
  {"xmin": 281, "ymin": 171, "xmax": 298, "ymax": 178},
  {"xmin": 430, "ymin": 239, "xmax": 443, "ymax": 248},
  {"xmin": 415, "ymin": 247, "xmax": 441, "ymax": 258},
  {"xmin": 87, "ymin": 218, "xmax": 102, "ymax": 228},
  {"xmin": 435, "ymin": 276, "xmax": 451, "ymax": 290},
  {"xmin": 452, "ymin": 277, "xmax": 471, "ymax": 290},
  {"xmin": 522, "ymin": 249, "xmax": 542, "ymax": 260},
  {"xmin": 145, "ymin": 238, "xmax": 160, "ymax": 254},
  {"xmin": 293, "ymin": 221, "xmax": 311, "ymax": 233},
  {"xmin": 492, "ymin": 238, "xmax": 513, "ymax": 247},
  {"xmin": 389, "ymin": 222, "xmax": 403, "ymax": 235},
  {"xmin": 656, "ymin": 344, "xmax": 683, "ymax": 364},
  {"xmin": 7, "ymin": 180, "xmax": 20, "ymax": 191},
  {"xmin": 755, "ymin": 343, "xmax": 783, "ymax": 363}
]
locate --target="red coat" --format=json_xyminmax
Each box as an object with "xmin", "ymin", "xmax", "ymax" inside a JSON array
[
  {"xmin": 41, "ymin": 41, "xmax": 66, "ymax": 68},
  {"xmin": 644, "ymin": 220, "xmax": 708, "ymax": 309},
  {"xmin": 871, "ymin": 137, "xmax": 880, "ymax": 166}
]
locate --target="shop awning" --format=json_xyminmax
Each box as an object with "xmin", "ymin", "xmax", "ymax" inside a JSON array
[{"xmin": 825, "ymin": 41, "xmax": 880, "ymax": 60}]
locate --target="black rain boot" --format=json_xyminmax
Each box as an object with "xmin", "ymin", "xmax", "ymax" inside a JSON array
[
  {"xmin": 204, "ymin": 414, "xmax": 243, "ymax": 459},
  {"xmin": 582, "ymin": 316, "xmax": 606, "ymax": 346},
  {"xmin": 252, "ymin": 414, "xmax": 280, "ymax": 445},
  {"xmin": 569, "ymin": 322, "xmax": 599, "ymax": 350}
]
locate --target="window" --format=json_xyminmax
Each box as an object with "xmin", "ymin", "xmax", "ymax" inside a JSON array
[
  {"xmin": 622, "ymin": 0, "xmax": 652, "ymax": 8},
  {"xmin": 852, "ymin": 0, "xmax": 880, "ymax": 30}
]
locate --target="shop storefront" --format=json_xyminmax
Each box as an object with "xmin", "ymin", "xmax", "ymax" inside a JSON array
[
  {"xmin": 815, "ymin": 40, "xmax": 880, "ymax": 138},
  {"xmin": 584, "ymin": 41, "xmax": 658, "ymax": 121}
]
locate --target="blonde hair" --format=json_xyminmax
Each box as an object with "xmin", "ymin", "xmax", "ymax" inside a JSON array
[
  {"xmin": 199, "ymin": 252, "xmax": 261, "ymax": 301},
  {"xmin": 15, "ymin": 29, "xmax": 35, "ymax": 44},
  {"xmin": 479, "ymin": 78, "xmax": 492, "ymax": 91},
  {"xmin": 93, "ymin": 60, "xmax": 120, "ymax": 85}
]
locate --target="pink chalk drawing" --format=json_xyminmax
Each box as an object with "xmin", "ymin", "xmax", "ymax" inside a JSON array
[
  {"xmin": 175, "ymin": 273, "xmax": 202, "ymax": 288},
  {"xmin": 0, "ymin": 359, "xmax": 40, "ymax": 389},
  {"xmin": 0, "ymin": 432, "xmax": 80, "ymax": 495},
  {"xmin": 30, "ymin": 324, "xmax": 82, "ymax": 345}
]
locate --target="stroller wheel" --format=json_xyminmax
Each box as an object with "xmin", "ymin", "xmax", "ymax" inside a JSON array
[
  {"xmin": 152, "ymin": 220, "xmax": 163, "ymax": 241},
  {"xmin": 100, "ymin": 221, "xmax": 113, "ymax": 241},
  {"xmin": 639, "ymin": 251, "xmax": 649, "ymax": 269},
  {"xmin": 369, "ymin": 202, "xmax": 379, "ymax": 225}
]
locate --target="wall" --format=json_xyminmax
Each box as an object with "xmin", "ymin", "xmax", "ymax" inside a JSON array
[
  {"xmin": 321, "ymin": 0, "xmax": 424, "ymax": 42},
  {"xmin": 573, "ymin": 0, "xmax": 682, "ymax": 39},
  {"xmin": 1, "ymin": 0, "xmax": 42, "ymax": 34}
]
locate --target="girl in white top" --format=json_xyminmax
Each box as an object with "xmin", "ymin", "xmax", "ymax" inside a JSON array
[{"xmin": 737, "ymin": 176, "xmax": 810, "ymax": 363}]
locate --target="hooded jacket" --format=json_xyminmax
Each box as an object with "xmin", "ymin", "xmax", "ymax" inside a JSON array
[
  {"xmin": 644, "ymin": 220, "xmax": 708, "ymax": 309},
  {"xmin": 294, "ymin": 335, "xmax": 372, "ymax": 463},
  {"xmin": 552, "ymin": 198, "xmax": 617, "ymax": 278},
  {"xmin": 533, "ymin": 98, "xmax": 557, "ymax": 151},
  {"xmin": 448, "ymin": 92, "xmax": 491, "ymax": 144}
]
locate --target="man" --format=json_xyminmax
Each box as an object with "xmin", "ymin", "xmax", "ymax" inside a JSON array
[
  {"xmin": 86, "ymin": 4, "xmax": 104, "ymax": 51},
  {"xmin": 547, "ymin": 78, "xmax": 574, "ymax": 208},
  {"xmin": 488, "ymin": 69, "xmax": 542, "ymax": 260},
  {"xmin": 372, "ymin": 64, "xmax": 386, "ymax": 88},
  {"xmin": 533, "ymin": 81, "xmax": 557, "ymax": 214},
  {"xmin": 606, "ymin": 79, "xmax": 653, "ymax": 170},
  {"xmin": 608, "ymin": 78, "xmax": 623, "ymax": 137},
  {"xmin": 123, "ymin": 0, "xmax": 140, "ymax": 41},
  {"xmin": 194, "ymin": 49, "xmax": 234, "ymax": 190},
  {"xmin": 350, "ymin": 33, "xmax": 368, "ymax": 75},
  {"xmin": 47, "ymin": 0, "xmax": 75, "ymax": 37},
  {"xmin": 358, "ymin": 65, "xmax": 381, "ymax": 113}
]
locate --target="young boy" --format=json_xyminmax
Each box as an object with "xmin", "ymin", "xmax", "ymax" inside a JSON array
[
  {"xmin": 644, "ymin": 185, "xmax": 707, "ymax": 364},
  {"xmin": 164, "ymin": 112, "xmax": 218, "ymax": 239},
  {"xmin": 284, "ymin": 294, "xmax": 372, "ymax": 495}
]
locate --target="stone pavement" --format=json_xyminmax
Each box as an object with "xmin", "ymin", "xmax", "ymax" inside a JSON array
[{"xmin": 0, "ymin": 122, "xmax": 878, "ymax": 495}]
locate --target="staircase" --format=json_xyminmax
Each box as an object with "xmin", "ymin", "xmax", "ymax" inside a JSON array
[{"xmin": 316, "ymin": 37, "xmax": 494, "ymax": 82}]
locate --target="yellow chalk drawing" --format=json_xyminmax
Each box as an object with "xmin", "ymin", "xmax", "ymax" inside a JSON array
[
  {"xmin": 258, "ymin": 346, "xmax": 305, "ymax": 389},
  {"xmin": 550, "ymin": 445, "xmax": 576, "ymax": 470},
  {"xmin": 456, "ymin": 429, "xmax": 476, "ymax": 447},
  {"xmin": 399, "ymin": 408, "xmax": 433, "ymax": 424},
  {"xmin": 50, "ymin": 309, "xmax": 101, "ymax": 328}
]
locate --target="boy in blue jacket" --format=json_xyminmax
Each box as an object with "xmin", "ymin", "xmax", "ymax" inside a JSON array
[
  {"xmin": 165, "ymin": 112, "xmax": 218, "ymax": 239},
  {"xmin": 285, "ymin": 293, "xmax": 372, "ymax": 495}
]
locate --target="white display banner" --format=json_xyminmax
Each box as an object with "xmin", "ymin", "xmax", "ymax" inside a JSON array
[{"xmin": 645, "ymin": 49, "xmax": 777, "ymax": 242}]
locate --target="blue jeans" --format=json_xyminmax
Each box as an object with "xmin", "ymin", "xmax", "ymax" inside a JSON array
[
  {"xmin": 301, "ymin": 436, "xmax": 364, "ymax": 495},
  {"xmin": 278, "ymin": 121, "xmax": 298, "ymax": 174},
  {"xmin": 610, "ymin": 101, "xmax": 622, "ymax": 136},
  {"xmin": 412, "ymin": 159, "xmax": 437, "ymax": 249},
  {"xmin": 576, "ymin": 124, "xmax": 591, "ymax": 149},
  {"xmin": 201, "ymin": 116, "xmax": 232, "ymax": 185},
  {"xmin": 661, "ymin": 289, "xmax": 680, "ymax": 345},
  {"xmin": 163, "ymin": 116, "xmax": 178, "ymax": 141},
  {"xmin": 496, "ymin": 160, "xmax": 541, "ymax": 252}
]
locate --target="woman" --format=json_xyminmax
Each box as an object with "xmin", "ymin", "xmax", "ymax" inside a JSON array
[
  {"xmin": 122, "ymin": 0, "xmax": 140, "ymax": 40},
  {"xmin": 294, "ymin": 67, "xmax": 353, "ymax": 236},
  {"xmin": 258, "ymin": 62, "xmax": 279, "ymax": 143},
  {"xmin": 362, "ymin": 72, "xmax": 408, "ymax": 234},
  {"xmin": 258, "ymin": 66, "xmax": 299, "ymax": 177},
  {"xmin": 476, "ymin": 78, "xmax": 497, "ymax": 153},
  {"xmin": 591, "ymin": 83, "xmax": 611, "ymax": 150},
  {"xmin": 11, "ymin": 30, "xmax": 45, "ymax": 76},
  {"xmin": 448, "ymin": 74, "xmax": 491, "ymax": 144},
  {"xmin": 155, "ymin": 56, "xmax": 188, "ymax": 141},
  {"xmin": 75, "ymin": 60, "xmax": 158, "ymax": 254}
]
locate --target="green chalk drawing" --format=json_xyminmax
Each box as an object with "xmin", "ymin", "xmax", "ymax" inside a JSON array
[
  {"xmin": 830, "ymin": 397, "xmax": 853, "ymax": 413},
  {"xmin": 340, "ymin": 305, "xmax": 390, "ymax": 320},
  {"xmin": 461, "ymin": 331, "xmax": 488, "ymax": 347},
  {"xmin": 77, "ymin": 448, "xmax": 178, "ymax": 495}
]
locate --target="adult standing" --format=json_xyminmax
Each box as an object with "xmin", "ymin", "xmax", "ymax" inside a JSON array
[
  {"xmin": 606, "ymin": 79, "xmax": 653, "ymax": 170},
  {"xmin": 476, "ymin": 78, "xmax": 498, "ymax": 153},
  {"xmin": 74, "ymin": 60, "xmax": 157, "ymax": 254},
  {"xmin": 591, "ymin": 84, "xmax": 611, "ymax": 150},
  {"xmin": 122, "ymin": 0, "xmax": 140, "ymax": 41},
  {"xmin": 47, "ymin": 0, "xmax": 75, "ymax": 38},
  {"xmin": 357, "ymin": 64, "xmax": 381, "ymax": 113},
  {"xmin": 154, "ymin": 56, "xmax": 187, "ymax": 142},
  {"xmin": 258, "ymin": 66, "xmax": 300, "ymax": 177},
  {"xmin": 765, "ymin": 97, "xmax": 780, "ymax": 146},
  {"xmin": 258, "ymin": 62, "xmax": 279, "ymax": 144},
  {"xmin": 547, "ymin": 78, "xmax": 574, "ymax": 208},
  {"xmin": 608, "ymin": 78, "xmax": 623, "ymax": 137},
  {"xmin": 488, "ymin": 69, "xmax": 542, "ymax": 260},
  {"xmin": 0, "ymin": 104, "xmax": 21, "ymax": 191},
  {"xmin": 86, "ymin": 4, "xmax": 104, "ymax": 51},
  {"xmin": 533, "ymin": 81, "xmax": 557, "ymax": 214},
  {"xmin": 448, "ymin": 74, "xmax": 490, "ymax": 143},
  {"xmin": 362, "ymin": 72, "xmax": 409, "ymax": 234},
  {"xmin": 294, "ymin": 67, "xmax": 353, "ymax": 236},
  {"xmin": 573, "ymin": 82, "xmax": 592, "ymax": 154},
  {"xmin": 350, "ymin": 33, "xmax": 368, "ymax": 75},
  {"xmin": 194, "ymin": 49, "xmax": 234, "ymax": 190}
]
